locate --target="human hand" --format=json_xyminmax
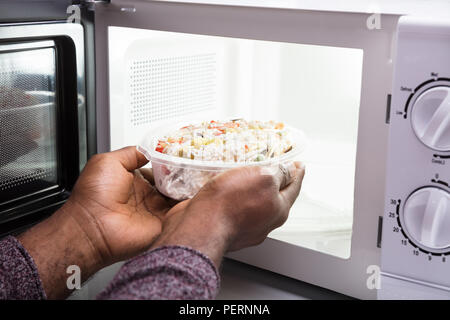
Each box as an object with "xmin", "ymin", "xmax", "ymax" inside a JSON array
[
  {"xmin": 151, "ymin": 162, "xmax": 305, "ymax": 267},
  {"xmin": 18, "ymin": 146, "xmax": 174, "ymax": 298},
  {"xmin": 66, "ymin": 146, "xmax": 175, "ymax": 264}
]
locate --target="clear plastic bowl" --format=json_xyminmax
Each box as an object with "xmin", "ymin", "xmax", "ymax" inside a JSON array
[{"xmin": 137, "ymin": 121, "xmax": 307, "ymax": 200}]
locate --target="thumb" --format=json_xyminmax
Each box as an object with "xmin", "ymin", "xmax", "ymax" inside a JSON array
[
  {"xmin": 110, "ymin": 146, "xmax": 149, "ymax": 172},
  {"xmin": 280, "ymin": 162, "xmax": 305, "ymax": 207},
  {"xmin": 270, "ymin": 161, "xmax": 300, "ymax": 191}
]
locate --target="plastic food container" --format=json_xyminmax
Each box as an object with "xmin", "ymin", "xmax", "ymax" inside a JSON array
[{"xmin": 137, "ymin": 120, "xmax": 307, "ymax": 200}]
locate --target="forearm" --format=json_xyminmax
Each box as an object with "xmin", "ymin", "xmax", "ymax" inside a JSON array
[
  {"xmin": 97, "ymin": 246, "xmax": 220, "ymax": 300},
  {"xmin": 17, "ymin": 202, "xmax": 105, "ymax": 299},
  {"xmin": 150, "ymin": 213, "xmax": 231, "ymax": 269},
  {"xmin": 0, "ymin": 236, "xmax": 46, "ymax": 299},
  {"xmin": 97, "ymin": 204, "xmax": 228, "ymax": 300}
]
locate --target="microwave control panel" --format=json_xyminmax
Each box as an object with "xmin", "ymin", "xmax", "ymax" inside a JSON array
[{"xmin": 381, "ymin": 16, "xmax": 450, "ymax": 292}]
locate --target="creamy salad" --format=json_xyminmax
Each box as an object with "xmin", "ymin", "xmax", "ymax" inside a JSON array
[
  {"xmin": 144, "ymin": 119, "xmax": 300, "ymax": 200},
  {"xmin": 154, "ymin": 119, "xmax": 294, "ymax": 163}
]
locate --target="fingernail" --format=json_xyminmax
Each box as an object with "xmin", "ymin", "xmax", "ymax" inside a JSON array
[
  {"xmin": 285, "ymin": 162, "xmax": 297, "ymax": 180},
  {"xmin": 294, "ymin": 161, "xmax": 305, "ymax": 170}
]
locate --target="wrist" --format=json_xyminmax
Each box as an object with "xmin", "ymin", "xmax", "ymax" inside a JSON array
[
  {"xmin": 57, "ymin": 200, "xmax": 107, "ymax": 271},
  {"xmin": 59, "ymin": 198, "xmax": 110, "ymax": 266},
  {"xmin": 17, "ymin": 202, "xmax": 105, "ymax": 299},
  {"xmin": 151, "ymin": 203, "xmax": 233, "ymax": 268}
]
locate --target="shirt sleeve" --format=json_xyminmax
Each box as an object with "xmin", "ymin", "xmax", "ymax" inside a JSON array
[
  {"xmin": 0, "ymin": 236, "xmax": 46, "ymax": 300},
  {"xmin": 97, "ymin": 246, "xmax": 220, "ymax": 300}
]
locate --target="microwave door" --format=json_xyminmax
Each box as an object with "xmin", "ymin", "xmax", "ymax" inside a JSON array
[
  {"xmin": 0, "ymin": 23, "xmax": 86, "ymax": 235},
  {"xmin": 93, "ymin": 0, "xmax": 400, "ymax": 299}
]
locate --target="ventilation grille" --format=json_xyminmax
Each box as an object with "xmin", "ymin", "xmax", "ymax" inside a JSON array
[{"xmin": 129, "ymin": 53, "xmax": 217, "ymax": 126}]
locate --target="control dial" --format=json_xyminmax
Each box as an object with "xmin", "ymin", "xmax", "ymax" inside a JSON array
[
  {"xmin": 411, "ymin": 86, "xmax": 450, "ymax": 151},
  {"xmin": 403, "ymin": 187, "xmax": 450, "ymax": 251}
]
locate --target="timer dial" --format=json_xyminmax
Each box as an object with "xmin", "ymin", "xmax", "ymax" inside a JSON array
[
  {"xmin": 411, "ymin": 86, "xmax": 450, "ymax": 151},
  {"xmin": 403, "ymin": 187, "xmax": 450, "ymax": 251}
]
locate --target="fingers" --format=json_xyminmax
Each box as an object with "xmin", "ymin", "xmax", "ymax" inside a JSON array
[
  {"xmin": 136, "ymin": 168, "xmax": 181, "ymax": 215},
  {"xmin": 280, "ymin": 162, "xmax": 305, "ymax": 207},
  {"xmin": 268, "ymin": 161, "xmax": 299, "ymax": 191},
  {"xmin": 110, "ymin": 146, "xmax": 149, "ymax": 171}
]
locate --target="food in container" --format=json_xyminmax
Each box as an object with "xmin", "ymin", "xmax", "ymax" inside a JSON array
[{"xmin": 137, "ymin": 119, "xmax": 306, "ymax": 200}]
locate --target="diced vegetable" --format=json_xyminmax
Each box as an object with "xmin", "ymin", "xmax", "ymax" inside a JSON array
[
  {"xmin": 255, "ymin": 154, "xmax": 265, "ymax": 161},
  {"xmin": 155, "ymin": 140, "xmax": 167, "ymax": 153},
  {"xmin": 154, "ymin": 119, "xmax": 294, "ymax": 163}
]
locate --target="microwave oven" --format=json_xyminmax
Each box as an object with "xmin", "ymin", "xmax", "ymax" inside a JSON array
[{"xmin": 0, "ymin": 0, "xmax": 449, "ymax": 299}]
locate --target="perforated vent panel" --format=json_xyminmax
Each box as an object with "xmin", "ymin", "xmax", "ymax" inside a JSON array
[
  {"xmin": 129, "ymin": 54, "xmax": 217, "ymax": 126},
  {"xmin": 0, "ymin": 104, "xmax": 56, "ymax": 191},
  {"xmin": 0, "ymin": 48, "xmax": 57, "ymax": 196}
]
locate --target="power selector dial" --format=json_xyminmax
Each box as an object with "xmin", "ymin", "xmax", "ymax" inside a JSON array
[
  {"xmin": 411, "ymin": 86, "xmax": 450, "ymax": 151},
  {"xmin": 403, "ymin": 187, "xmax": 450, "ymax": 251}
]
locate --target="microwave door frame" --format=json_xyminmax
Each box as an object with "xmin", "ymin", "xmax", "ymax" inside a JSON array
[{"xmin": 93, "ymin": 0, "xmax": 399, "ymax": 299}]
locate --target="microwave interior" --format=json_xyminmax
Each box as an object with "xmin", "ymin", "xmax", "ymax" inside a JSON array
[{"xmin": 108, "ymin": 27, "xmax": 363, "ymax": 260}]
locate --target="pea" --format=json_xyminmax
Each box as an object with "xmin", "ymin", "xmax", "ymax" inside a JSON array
[{"xmin": 256, "ymin": 154, "xmax": 265, "ymax": 161}]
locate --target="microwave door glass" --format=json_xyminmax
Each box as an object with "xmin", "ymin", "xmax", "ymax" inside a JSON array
[
  {"xmin": 0, "ymin": 48, "xmax": 58, "ymax": 205},
  {"xmin": 108, "ymin": 27, "xmax": 363, "ymax": 259}
]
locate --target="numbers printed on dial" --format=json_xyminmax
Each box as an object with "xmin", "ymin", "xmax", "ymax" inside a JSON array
[
  {"xmin": 389, "ymin": 193, "xmax": 449, "ymax": 262},
  {"xmin": 403, "ymin": 187, "xmax": 450, "ymax": 251}
]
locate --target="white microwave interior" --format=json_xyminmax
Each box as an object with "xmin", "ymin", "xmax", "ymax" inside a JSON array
[{"xmin": 109, "ymin": 27, "xmax": 363, "ymax": 259}]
